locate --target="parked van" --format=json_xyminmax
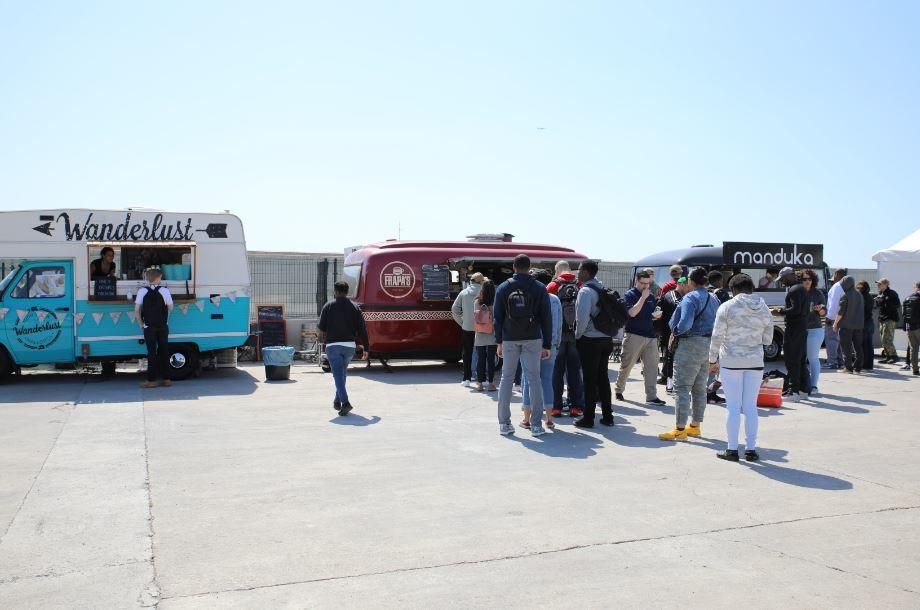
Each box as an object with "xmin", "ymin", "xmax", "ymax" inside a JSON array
[
  {"xmin": 0, "ymin": 209, "xmax": 250, "ymax": 381},
  {"xmin": 343, "ymin": 235, "xmax": 587, "ymax": 365},
  {"xmin": 634, "ymin": 242, "xmax": 831, "ymax": 360}
]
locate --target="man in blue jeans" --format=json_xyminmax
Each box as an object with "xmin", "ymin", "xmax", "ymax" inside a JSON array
[{"xmin": 318, "ymin": 282, "xmax": 370, "ymax": 416}]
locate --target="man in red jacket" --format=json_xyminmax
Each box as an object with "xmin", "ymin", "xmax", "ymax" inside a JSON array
[
  {"xmin": 658, "ymin": 264, "xmax": 686, "ymax": 297},
  {"xmin": 547, "ymin": 260, "xmax": 584, "ymax": 417}
]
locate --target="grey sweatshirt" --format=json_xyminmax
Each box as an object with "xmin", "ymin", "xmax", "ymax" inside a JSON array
[
  {"xmin": 574, "ymin": 278, "xmax": 609, "ymax": 339},
  {"xmin": 837, "ymin": 276, "xmax": 865, "ymax": 331},
  {"xmin": 708, "ymin": 293, "xmax": 775, "ymax": 369},
  {"xmin": 451, "ymin": 283, "xmax": 481, "ymax": 332}
]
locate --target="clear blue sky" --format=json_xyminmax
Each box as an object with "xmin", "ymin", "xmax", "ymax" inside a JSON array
[{"xmin": 2, "ymin": 1, "xmax": 918, "ymax": 267}]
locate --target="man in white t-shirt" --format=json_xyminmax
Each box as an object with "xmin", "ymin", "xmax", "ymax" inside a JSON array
[
  {"xmin": 823, "ymin": 268, "xmax": 846, "ymax": 369},
  {"xmin": 134, "ymin": 268, "xmax": 174, "ymax": 388}
]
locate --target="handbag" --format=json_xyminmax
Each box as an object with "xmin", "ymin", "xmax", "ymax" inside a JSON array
[{"xmin": 669, "ymin": 293, "xmax": 711, "ymax": 354}]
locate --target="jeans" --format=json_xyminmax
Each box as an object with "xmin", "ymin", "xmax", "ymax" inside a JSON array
[
  {"xmin": 614, "ymin": 334, "xmax": 660, "ymax": 400},
  {"xmin": 475, "ymin": 345, "xmax": 497, "ymax": 383},
  {"xmin": 839, "ymin": 328, "xmax": 864, "ymax": 371},
  {"xmin": 880, "ymin": 319, "xmax": 897, "ymax": 359},
  {"xmin": 143, "ymin": 326, "xmax": 170, "ymax": 382},
  {"xmin": 326, "ymin": 345, "xmax": 356, "ymax": 404},
  {"xmin": 576, "ymin": 336, "xmax": 613, "ymax": 423},
  {"xmin": 909, "ymin": 329, "xmax": 920, "ymax": 372},
  {"xmin": 862, "ymin": 321, "xmax": 875, "ymax": 370},
  {"xmin": 552, "ymin": 338, "xmax": 583, "ymax": 408},
  {"xmin": 673, "ymin": 336, "xmax": 709, "ymax": 426},
  {"xmin": 806, "ymin": 328, "xmax": 824, "ymax": 391},
  {"xmin": 462, "ymin": 330, "xmax": 475, "ymax": 381},
  {"xmin": 721, "ymin": 368, "xmax": 761, "ymax": 451},
  {"xmin": 824, "ymin": 322, "xmax": 842, "ymax": 367},
  {"xmin": 783, "ymin": 325, "xmax": 809, "ymax": 393},
  {"xmin": 523, "ymin": 347, "xmax": 556, "ymax": 411},
  {"xmin": 497, "ymin": 340, "xmax": 544, "ymax": 427}
]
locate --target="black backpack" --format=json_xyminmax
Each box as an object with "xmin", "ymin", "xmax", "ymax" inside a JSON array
[
  {"xmin": 141, "ymin": 286, "xmax": 169, "ymax": 328},
  {"xmin": 504, "ymin": 279, "xmax": 538, "ymax": 341},
  {"xmin": 555, "ymin": 279, "xmax": 578, "ymax": 333},
  {"xmin": 588, "ymin": 284, "xmax": 628, "ymax": 337}
]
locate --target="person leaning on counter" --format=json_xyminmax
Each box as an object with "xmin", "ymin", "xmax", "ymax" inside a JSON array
[{"xmin": 90, "ymin": 246, "xmax": 117, "ymax": 279}]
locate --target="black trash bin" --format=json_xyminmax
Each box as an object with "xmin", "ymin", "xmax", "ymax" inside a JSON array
[{"xmin": 262, "ymin": 346, "xmax": 295, "ymax": 381}]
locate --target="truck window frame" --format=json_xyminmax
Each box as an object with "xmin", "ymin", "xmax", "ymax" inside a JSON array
[
  {"xmin": 10, "ymin": 265, "xmax": 68, "ymax": 300},
  {"xmin": 86, "ymin": 241, "xmax": 197, "ymax": 300}
]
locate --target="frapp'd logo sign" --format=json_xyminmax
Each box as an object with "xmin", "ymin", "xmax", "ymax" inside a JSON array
[
  {"xmin": 31, "ymin": 212, "xmax": 229, "ymax": 242},
  {"xmin": 379, "ymin": 261, "xmax": 416, "ymax": 299},
  {"xmin": 14, "ymin": 308, "xmax": 62, "ymax": 350},
  {"xmin": 723, "ymin": 242, "xmax": 824, "ymax": 268}
]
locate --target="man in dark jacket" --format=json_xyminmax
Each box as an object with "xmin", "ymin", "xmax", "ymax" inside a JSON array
[
  {"xmin": 772, "ymin": 267, "xmax": 810, "ymax": 399},
  {"xmin": 833, "ymin": 276, "xmax": 865, "ymax": 373},
  {"xmin": 903, "ymin": 282, "xmax": 920, "ymax": 376},
  {"xmin": 318, "ymin": 282, "xmax": 370, "ymax": 416},
  {"xmin": 493, "ymin": 254, "xmax": 553, "ymax": 437},
  {"xmin": 856, "ymin": 281, "xmax": 875, "ymax": 371},
  {"xmin": 875, "ymin": 278, "xmax": 901, "ymax": 363}
]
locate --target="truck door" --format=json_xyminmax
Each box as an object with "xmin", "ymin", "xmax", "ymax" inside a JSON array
[{"xmin": 3, "ymin": 261, "xmax": 76, "ymax": 365}]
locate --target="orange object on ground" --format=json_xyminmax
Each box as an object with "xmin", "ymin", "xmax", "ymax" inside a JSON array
[{"xmin": 757, "ymin": 385, "xmax": 783, "ymax": 408}]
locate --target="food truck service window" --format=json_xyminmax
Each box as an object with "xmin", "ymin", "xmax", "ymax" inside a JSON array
[{"xmin": 87, "ymin": 242, "xmax": 196, "ymax": 301}]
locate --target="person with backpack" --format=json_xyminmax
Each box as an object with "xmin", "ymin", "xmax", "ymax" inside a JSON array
[
  {"xmin": 472, "ymin": 279, "xmax": 498, "ymax": 392},
  {"xmin": 134, "ymin": 267, "xmax": 175, "ymax": 389},
  {"xmin": 451, "ymin": 272, "xmax": 484, "ymax": 387},
  {"xmin": 493, "ymin": 254, "xmax": 553, "ymax": 437},
  {"xmin": 521, "ymin": 270, "xmax": 563, "ymax": 431},
  {"xmin": 659, "ymin": 267, "xmax": 719, "ymax": 441},
  {"xmin": 548, "ymin": 260, "xmax": 584, "ymax": 418},
  {"xmin": 573, "ymin": 260, "xmax": 627, "ymax": 428},
  {"xmin": 614, "ymin": 270, "xmax": 666, "ymax": 406},
  {"xmin": 903, "ymin": 281, "xmax": 920, "ymax": 376}
]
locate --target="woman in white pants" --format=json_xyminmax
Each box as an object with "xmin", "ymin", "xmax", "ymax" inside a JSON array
[{"xmin": 708, "ymin": 273, "xmax": 775, "ymax": 462}]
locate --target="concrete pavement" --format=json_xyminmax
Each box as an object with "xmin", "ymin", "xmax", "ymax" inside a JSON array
[{"xmin": 1, "ymin": 360, "xmax": 918, "ymax": 608}]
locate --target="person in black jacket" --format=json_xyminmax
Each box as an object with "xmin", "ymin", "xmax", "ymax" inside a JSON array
[
  {"xmin": 771, "ymin": 267, "xmax": 809, "ymax": 399},
  {"xmin": 875, "ymin": 278, "xmax": 901, "ymax": 363},
  {"xmin": 856, "ymin": 281, "xmax": 875, "ymax": 371},
  {"xmin": 318, "ymin": 282, "xmax": 370, "ymax": 416},
  {"xmin": 903, "ymin": 282, "xmax": 920, "ymax": 376}
]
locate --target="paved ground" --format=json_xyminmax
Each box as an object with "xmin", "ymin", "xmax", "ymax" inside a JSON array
[{"xmin": 1, "ymin": 357, "xmax": 919, "ymax": 609}]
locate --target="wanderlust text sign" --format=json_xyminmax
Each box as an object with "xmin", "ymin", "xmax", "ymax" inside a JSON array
[
  {"xmin": 31, "ymin": 212, "xmax": 228, "ymax": 242},
  {"xmin": 723, "ymin": 242, "xmax": 824, "ymax": 268}
]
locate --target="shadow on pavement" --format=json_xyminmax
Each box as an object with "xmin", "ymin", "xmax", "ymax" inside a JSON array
[
  {"xmin": 808, "ymin": 400, "xmax": 871, "ymax": 414},
  {"xmin": 329, "ymin": 414, "xmax": 381, "ymax": 426},
  {"xmin": 743, "ymin": 462, "xmax": 853, "ymax": 490},
  {"xmin": 512, "ymin": 428, "xmax": 603, "ymax": 459},
  {"xmin": 815, "ymin": 393, "xmax": 884, "ymax": 407},
  {"xmin": 348, "ymin": 363, "xmax": 461, "ymax": 385}
]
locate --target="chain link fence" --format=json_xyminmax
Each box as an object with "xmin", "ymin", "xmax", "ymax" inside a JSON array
[{"xmin": 247, "ymin": 252, "xmax": 343, "ymax": 320}]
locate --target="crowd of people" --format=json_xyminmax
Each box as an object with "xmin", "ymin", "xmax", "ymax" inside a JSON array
[{"xmin": 320, "ymin": 258, "xmax": 920, "ymax": 460}]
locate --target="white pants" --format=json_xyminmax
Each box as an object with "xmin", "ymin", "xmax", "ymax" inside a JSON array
[{"xmin": 721, "ymin": 368, "xmax": 762, "ymax": 451}]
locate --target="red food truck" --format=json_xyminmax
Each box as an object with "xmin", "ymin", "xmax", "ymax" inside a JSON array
[{"xmin": 342, "ymin": 235, "xmax": 587, "ymax": 365}]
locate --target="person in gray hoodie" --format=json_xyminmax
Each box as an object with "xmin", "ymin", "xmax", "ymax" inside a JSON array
[
  {"xmin": 708, "ymin": 274, "xmax": 774, "ymax": 462},
  {"xmin": 451, "ymin": 272, "xmax": 483, "ymax": 386},
  {"xmin": 833, "ymin": 276, "xmax": 865, "ymax": 373}
]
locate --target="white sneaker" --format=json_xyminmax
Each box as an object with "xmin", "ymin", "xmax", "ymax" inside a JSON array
[
  {"xmin": 461, "ymin": 380, "xmax": 470, "ymax": 387},
  {"xmin": 513, "ymin": 383, "xmax": 522, "ymax": 393},
  {"xmin": 499, "ymin": 423, "xmax": 515, "ymax": 436},
  {"xmin": 531, "ymin": 426, "xmax": 546, "ymax": 437},
  {"xmin": 785, "ymin": 392, "xmax": 800, "ymax": 403}
]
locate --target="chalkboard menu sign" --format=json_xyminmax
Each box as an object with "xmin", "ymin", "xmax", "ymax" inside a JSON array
[
  {"xmin": 93, "ymin": 277, "xmax": 118, "ymax": 300},
  {"xmin": 422, "ymin": 264, "xmax": 451, "ymax": 301},
  {"xmin": 257, "ymin": 304, "xmax": 284, "ymax": 321}
]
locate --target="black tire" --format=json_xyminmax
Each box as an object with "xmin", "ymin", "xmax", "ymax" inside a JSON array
[
  {"xmin": 101, "ymin": 361, "xmax": 117, "ymax": 378},
  {"xmin": 764, "ymin": 329, "xmax": 783, "ymax": 361},
  {"xmin": 167, "ymin": 344, "xmax": 199, "ymax": 381},
  {"xmin": 0, "ymin": 349, "xmax": 13, "ymax": 383}
]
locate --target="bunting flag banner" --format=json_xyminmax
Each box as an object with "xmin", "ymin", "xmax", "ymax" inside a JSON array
[
  {"xmin": 226, "ymin": 292, "xmax": 237, "ymax": 304},
  {"xmin": 36, "ymin": 311, "xmax": 48, "ymax": 323},
  {"xmin": 127, "ymin": 311, "xmax": 137, "ymax": 324},
  {"xmin": 74, "ymin": 313, "xmax": 85, "ymax": 326},
  {"xmin": 110, "ymin": 312, "xmax": 122, "ymax": 325},
  {"xmin": 55, "ymin": 312, "xmax": 68, "ymax": 324},
  {"xmin": 194, "ymin": 301, "xmax": 205, "ymax": 312},
  {"xmin": 210, "ymin": 295, "xmax": 221, "ymax": 308},
  {"xmin": 178, "ymin": 303, "xmax": 189, "ymax": 315},
  {"xmin": 17, "ymin": 310, "xmax": 29, "ymax": 323},
  {"xmin": 92, "ymin": 312, "xmax": 104, "ymax": 326},
  {"xmin": 0, "ymin": 307, "xmax": 8, "ymax": 321}
]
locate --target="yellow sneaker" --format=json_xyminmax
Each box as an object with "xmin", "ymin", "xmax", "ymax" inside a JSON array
[
  {"xmin": 659, "ymin": 428, "xmax": 688, "ymax": 441},
  {"xmin": 686, "ymin": 424, "xmax": 701, "ymax": 437}
]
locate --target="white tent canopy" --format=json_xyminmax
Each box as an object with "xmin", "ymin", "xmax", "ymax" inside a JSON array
[
  {"xmin": 873, "ymin": 228, "xmax": 920, "ymax": 263},
  {"xmin": 872, "ymin": 228, "xmax": 920, "ymax": 351}
]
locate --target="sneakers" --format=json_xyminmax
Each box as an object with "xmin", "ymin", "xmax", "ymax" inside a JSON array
[
  {"xmin": 473, "ymin": 382, "xmax": 484, "ymax": 391},
  {"xmin": 707, "ymin": 394, "xmax": 725, "ymax": 405},
  {"xmin": 685, "ymin": 423, "xmax": 701, "ymax": 437},
  {"xmin": 615, "ymin": 392, "xmax": 625, "ymax": 401},
  {"xmin": 659, "ymin": 428, "xmax": 688, "ymax": 441},
  {"xmin": 159, "ymin": 379, "xmax": 172, "ymax": 387},
  {"xmin": 333, "ymin": 399, "xmax": 341, "ymax": 411},
  {"xmin": 140, "ymin": 381, "xmax": 158, "ymax": 389},
  {"xmin": 570, "ymin": 407, "xmax": 583, "ymax": 417},
  {"xmin": 745, "ymin": 450, "xmax": 760, "ymax": 461},
  {"xmin": 901, "ymin": 363, "xmax": 911, "ymax": 371},
  {"xmin": 499, "ymin": 423, "xmax": 515, "ymax": 436},
  {"xmin": 461, "ymin": 380, "xmax": 470, "ymax": 387},
  {"xmin": 573, "ymin": 418, "xmax": 594, "ymax": 429},
  {"xmin": 338, "ymin": 403, "xmax": 353, "ymax": 416},
  {"xmin": 717, "ymin": 449, "xmax": 739, "ymax": 462},
  {"xmin": 487, "ymin": 383, "xmax": 498, "ymax": 392},
  {"xmin": 600, "ymin": 416, "xmax": 615, "ymax": 427},
  {"xmin": 513, "ymin": 383, "xmax": 522, "ymax": 394},
  {"xmin": 657, "ymin": 376, "xmax": 667, "ymax": 386},
  {"xmin": 646, "ymin": 398, "xmax": 666, "ymax": 406},
  {"xmin": 783, "ymin": 391, "xmax": 801, "ymax": 403},
  {"xmin": 914, "ymin": 370, "xmax": 920, "ymax": 377},
  {"xmin": 531, "ymin": 426, "xmax": 547, "ymax": 437},
  {"xmin": 551, "ymin": 409, "xmax": 563, "ymax": 417}
]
